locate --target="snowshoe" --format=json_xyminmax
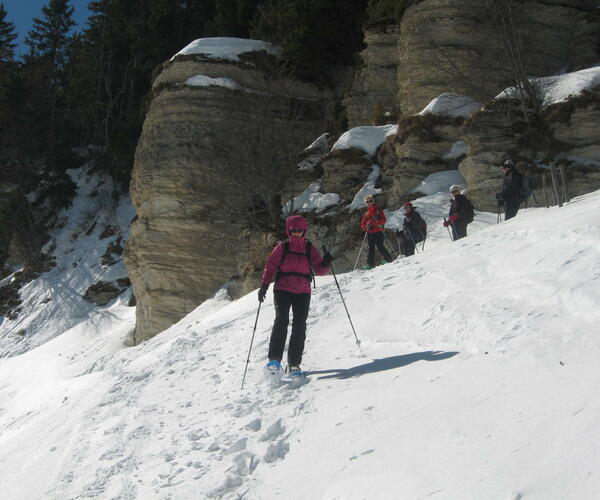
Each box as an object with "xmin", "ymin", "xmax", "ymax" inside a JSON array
[
  {"xmin": 281, "ymin": 365, "xmax": 307, "ymax": 384},
  {"xmin": 263, "ymin": 360, "xmax": 284, "ymax": 385}
]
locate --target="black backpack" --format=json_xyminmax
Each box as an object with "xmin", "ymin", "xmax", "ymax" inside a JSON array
[
  {"xmin": 520, "ymin": 175, "xmax": 537, "ymax": 203},
  {"xmin": 464, "ymin": 198, "xmax": 475, "ymax": 223},
  {"xmin": 275, "ymin": 239, "xmax": 315, "ymax": 286}
]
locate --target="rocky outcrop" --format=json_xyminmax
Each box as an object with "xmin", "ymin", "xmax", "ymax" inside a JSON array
[
  {"xmin": 460, "ymin": 86, "xmax": 600, "ymax": 210},
  {"xmin": 398, "ymin": 0, "xmax": 599, "ymax": 115},
  {"xmin": 321, "ymin": 149, "xmax": 374, "ymax": 201},
  {"xmin": 377, "ymin": 115, "xmax": 465, "ymax": 206},
  {"xmin": 344, "ymin": 26, "xmax": 400, "ymax": 127},
  {"xmin": 125, "ymin": 48, "xmax": 328, "ymax": 343}
]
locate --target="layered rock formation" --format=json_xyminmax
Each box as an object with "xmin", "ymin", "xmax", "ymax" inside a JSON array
[
  {"xmin": 125, "ymin": 46, "xmax": 327, "ymax": 343},
  {"xmin": 343, "ymin": 26, "xmax": 400, "ymax": 127},
  {"xmin": 398, "ymin": 0, "xmax": 599, "ymax": 114}
]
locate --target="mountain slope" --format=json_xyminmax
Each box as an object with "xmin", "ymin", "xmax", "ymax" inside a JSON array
[{"xmin": 1, "ymin": 190, "xmax": 600, "ymax": 499}]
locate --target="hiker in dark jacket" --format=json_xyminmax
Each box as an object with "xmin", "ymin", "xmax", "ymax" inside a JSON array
[
  {"xmin": 258, "ymin": 215, "xmax": 331, "ymax": 374},
  {"xmin": 443, "ymin": 185, "xmax": 474, "ymax": 240},
  {"xmin": 496, "ymin": 160, "xmax": 522, "ymax": 220},
  {"xmin": 397, "ymin": 202, "xmax": 426, "ymax": 257},
  {"xmin": 360, "ymin": 194, "xmax": 393, "ymax": 268}
]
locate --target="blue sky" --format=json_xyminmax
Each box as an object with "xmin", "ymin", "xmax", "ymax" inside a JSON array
[{"xmin": 3, "ymin": 0, "xmax": 90, "ymax": 56}]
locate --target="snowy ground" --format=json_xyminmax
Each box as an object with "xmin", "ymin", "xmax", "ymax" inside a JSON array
[
  {"xmin": 1, "ymin": 187, "xmax": 600, "ymax": 499},
  {"xmin": 0, "ymin": 166, "xmax": 134, "ymax": 357}
]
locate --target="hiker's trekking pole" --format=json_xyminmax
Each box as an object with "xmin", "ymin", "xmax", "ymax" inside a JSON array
[
  {"xmin": 418, "ymin": 230, "xmax": 427, "ymax": 252},
  {"xmin": 444, "ymin": 218, "xmax": 454, "ymax": 242},
  {"xmin": 353, "ymin": 231, "xmax": 368, "ymax": 271},
  {"xmin": 383, "ymin": 230, "xmax": 398, "ymax": 258},
  {"xmin": 406, "ymin": 229, "xmax": 419, "ymax": 254},
  {"xmin": 325, "ymin": 247, "xmax": 361, "ymax": 347},
  {"xmin": 241, "ymin": 302, "xmax": 262, "ymax": 389}
]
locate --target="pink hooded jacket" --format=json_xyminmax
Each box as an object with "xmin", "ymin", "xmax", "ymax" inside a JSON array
[{"xmin": 261, "ymin": 215, "xmax": 329, "ymax": 294}]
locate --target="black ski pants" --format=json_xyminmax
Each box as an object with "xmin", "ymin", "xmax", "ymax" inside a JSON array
[
  {"xmin": 367, "ymin": 232, "xmax": 392, "ymax": 266},
  {"xmin": 268, "ymin": 289, "xmax": 311, "ymax": 366},
  {"xmin": 397, "ymin": 231, "xmax": 415, "ymax": 257},
  {"xmin": 451, "ymin": 220, "xmax": 468, "ymax": 240},
  {"xmin": 505, "ymin": 201, "xmax": 519, "ymax": 220}
]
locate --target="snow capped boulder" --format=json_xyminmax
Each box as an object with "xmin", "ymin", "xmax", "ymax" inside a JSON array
[
  {"xmin": 496, "ymin": 65, "xmax": 600, "ymax": 107},
  {"xmin": 170, "ymin": 37, "xmax": 281, "ymax": 63},
  {"xmin": 332, "ymin": 125, "xmax": 398, "ymax": 157},
  {"xmin": 418, "ymin": 93, "xmax": 482, "ymax": 119}
]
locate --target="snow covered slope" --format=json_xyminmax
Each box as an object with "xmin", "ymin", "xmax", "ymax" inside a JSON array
[
  {"xmin": 1, "ymin": 189, "xmax": 600, "ymax": 500},
  {"xmin": 0, "ymin": 165, "xmax": 135, "ymax": 357}
]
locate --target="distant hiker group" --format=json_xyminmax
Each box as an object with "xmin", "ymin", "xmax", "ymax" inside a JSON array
[{"xmin": 247, "ymin": 159, "xmax": 534, "ymax": 382}]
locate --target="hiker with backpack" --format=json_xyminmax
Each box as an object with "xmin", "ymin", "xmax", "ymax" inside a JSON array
[
  {"xmin": 258, "ymin": 215, "xmax": 332, "ymax": 375},
  {"xmin": 360, "ymin": 194, "xmax": 393, "ymax": 269},
  {"xmin": 496, "ymin": 159, "xmax": 523, "ymax": 220},
  {"xmin": 397, "ymin": 202, "xmax": 427, "ymax": 257},
  {"xmin": 443, "ymin": 185, "xmax": 474, "ymax": 240}
]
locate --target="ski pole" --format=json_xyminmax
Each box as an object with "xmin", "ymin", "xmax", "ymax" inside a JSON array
[
  {"xmin": 383, "ymin": 230, "xmax": 398, "ymax": 258},
  {"xmin": 418, "ymin": 230, "xmax": 427, "ymax": 252},
  {"xmin": 406, "ymin": 229, "xmax": 419, "ymax": 254},
  {"xmin": 444, "ymin": 218, "xmax": 454, "ymax": 242},
  {"xmin": 325, "ymin": 247, "xmax": 361, "ymax": 347},
  {"xmin": 353, "ymin": 231, "xmax": 368, "ymax": 271},
  {"xmin": 241, "ymin": 302, "xmax": 262, "ymax": 389}
]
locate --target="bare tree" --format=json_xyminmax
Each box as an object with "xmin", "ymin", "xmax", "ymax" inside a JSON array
[
  {"xmin": 206, "ymin": 62, "xmax": 326, "ymax": 236},
  {"xmin": 421, "ymin": 0, "xmax": 544, "ymax": 120}
]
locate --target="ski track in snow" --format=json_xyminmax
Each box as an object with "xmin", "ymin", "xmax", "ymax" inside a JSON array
[{"xmin": 1, "ymin": 190, "xmax": 600, "ymax": 499}]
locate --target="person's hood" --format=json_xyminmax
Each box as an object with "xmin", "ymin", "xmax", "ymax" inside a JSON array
[{"xmin": 285, "ymin": 215, "xmax": 308, "ymax": 236}]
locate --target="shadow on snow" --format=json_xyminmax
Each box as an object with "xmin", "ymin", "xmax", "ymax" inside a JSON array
[{"xmin": 307, "ymin": 351, "xmax": 459, "ymax": 380}]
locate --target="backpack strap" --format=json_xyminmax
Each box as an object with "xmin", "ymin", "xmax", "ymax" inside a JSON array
[{"xmin": 275, "ymin": 239, "xmax": 315, "ymax": 286}]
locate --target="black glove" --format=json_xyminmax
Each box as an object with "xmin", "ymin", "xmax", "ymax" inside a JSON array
[
  {"xmin": 258, "ymin": 284, "xmax": 268, "ymax": 303},
  {"xmin": 321, "ymin": 251, "xmax": 334, "ymax": 268}
]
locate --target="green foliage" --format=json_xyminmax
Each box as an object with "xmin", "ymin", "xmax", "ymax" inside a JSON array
[
  {"xmin": 365, "ymin": 0, "xmax": 406, "ymax": 28},
  {"xmin": 0, "ymin": 3, "xmax": 17, "ymax": 63},
  {"xmin": 252, "ymin": 0, "xmax": 368, "ymax": 80},
  {"xmin": 205, "ymin": 0, "xmax": 261, "ymax": 37}
]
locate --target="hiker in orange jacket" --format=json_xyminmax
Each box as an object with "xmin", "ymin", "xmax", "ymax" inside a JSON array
[{"xmin": 360, "ymin": 194, "xmax": 392, "ymax": 268}]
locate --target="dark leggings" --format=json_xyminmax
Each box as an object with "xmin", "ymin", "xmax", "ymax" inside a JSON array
[
  {"xmin": 451, "ymin": 221, "xmax": 468, "ymax": 240},
  {"xmin": 505, "ymin": 202, "xmax": 519, "ymax": 220},
  {"xmin": 367, "ymin": 232, "xmax": 392, "ymax": 266},
  {"xmin": 268, "ymin": 289, "xmax": 311, "ymax": 366}
]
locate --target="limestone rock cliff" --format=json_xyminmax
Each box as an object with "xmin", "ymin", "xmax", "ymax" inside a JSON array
[
  {"xmin": 125, "ymin": 47, "xmax": 327, "ymax": 343},
  {"xmin": 398, "ymin": 0, "xmax": 599, "ymax": 115},
  {"xmin": 344, "ymin": 26, "xmax": 400, "ymax": 127}
]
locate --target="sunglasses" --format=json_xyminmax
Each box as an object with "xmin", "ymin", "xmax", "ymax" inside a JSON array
[
  {"xmin": 290, "ymin": 229, "xmax": 304, "ymax": 233},
  {"xmin": 366, "ymin": 200, "xmax": 374, "ymax": 204}
]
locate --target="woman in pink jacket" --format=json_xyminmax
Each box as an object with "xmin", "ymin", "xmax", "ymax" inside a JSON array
[{"xmin": 258, "ymin": 215, "xmax": 332, "ymax": 374}]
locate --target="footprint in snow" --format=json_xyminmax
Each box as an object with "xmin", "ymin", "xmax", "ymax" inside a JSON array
[
  {"xmin": 263, "ymin": 439, "xmax": 289, "ymax": 463},
  {"xmin": 224, "ymin": 437, "xmax": 247, "ymax": 455},
  {"xmin": 231, "ymin": 451, "xmax": 258, "ymax": 476},
  {"xmin": 259, "ymin": 419, "xmax": 285, "ymax": 442},
  {"xmin": 244, "ymin": 418, "xmax": 261, "ymax": 432}
]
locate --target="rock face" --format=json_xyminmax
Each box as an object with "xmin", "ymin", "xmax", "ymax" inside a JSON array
[
  {"xmin": 398, "ymin": 0, "xmax": 599, "ymax": 115},
  {"xmin": 127, "ymin": 2, "xmax": 600, "ymax": 342},
  {"xmin": 125, "ymin": 49, "xmax": 328, "ymax": 343},
  {"xmin": 344, "ymin": 26, "xmax": 400, "ymax": 127}
]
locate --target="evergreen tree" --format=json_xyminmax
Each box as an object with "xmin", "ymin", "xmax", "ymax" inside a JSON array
[
  {"xmin": 252, "ymin": 0, "xmax": 368, "ymax": 80},
  {"xmin": 23, "ymin": 0, "xmax": 77, "ymax": 169},
  {"xmin": 0, "ymin": 2, "xmax": 17, "ymax": 64},
  {"xmin": 25, "ymin": 0, "xmax": 75, "ymax": 71},
  {"xmin": 205, "ymin": 0, "xmax": 261, "ymax": 38},
  {"xmin": 366, "ymin": 0, "xmax": 406, "ymax": 28}
]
